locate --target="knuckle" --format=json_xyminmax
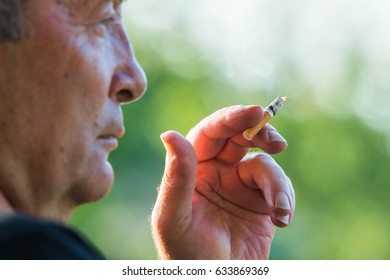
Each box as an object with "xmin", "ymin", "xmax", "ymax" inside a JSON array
[{"xmin": 247, "ymin": 152, "xmax": 274, "ymax": 163}]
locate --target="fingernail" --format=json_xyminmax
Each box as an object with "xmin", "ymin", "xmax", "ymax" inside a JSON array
[
  {"xmin": 268, "ymin": 130, "xmax": 287, "ymax": 143},
  {"xmin": 160, "ymin": 132, "xmax": 169, "ymax": 142},
  {"xmin": 276, "ymin": 215, "xmax": 290, "ymax": 225},
  {"xmin": 275, "ymin": 192, "xmax": 290, "ymax": 211},
  {"xmin": 160, "ymin": 132, "xmax": 173, "ymax": 158}
]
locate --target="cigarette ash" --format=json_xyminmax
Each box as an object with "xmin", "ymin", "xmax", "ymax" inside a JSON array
[{"xmin": 265, "ymin": 96, "xmax": 287, "ymax": 117}]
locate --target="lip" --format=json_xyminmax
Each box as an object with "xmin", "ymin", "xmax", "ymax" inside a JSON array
[{"xmin": 98, "ymin": 135, "xmax": 119, "ymax": 151}]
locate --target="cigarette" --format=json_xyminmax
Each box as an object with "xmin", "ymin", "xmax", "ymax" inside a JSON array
[{"xmin": 243, "ymin": 96, "xmax": 287, "ymax": 141}]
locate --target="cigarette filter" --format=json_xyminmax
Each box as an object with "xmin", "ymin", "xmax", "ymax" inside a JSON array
[{"xmin": 243, "ymin": 96, "xmax": 287, "ymax": 141}]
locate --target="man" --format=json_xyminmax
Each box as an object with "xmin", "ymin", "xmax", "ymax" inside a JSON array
[{"xmin": 0, "ymin": 0, "xmax": 294, "ymax": 259}]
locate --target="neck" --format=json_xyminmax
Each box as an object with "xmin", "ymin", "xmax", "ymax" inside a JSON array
[
  {"xmin": 0, "ymin": 170, "xmax": 73, "ymax": 224},
  {"xmin": 0, "ymin": 151, "xmax": 73, "ymax": 224},
  {"xmin": 0, "ymin": 187, "xmax": 73, "ymax": 223}
]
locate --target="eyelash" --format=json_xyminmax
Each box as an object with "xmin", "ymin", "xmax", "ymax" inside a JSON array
[
  {"xmin": 100, "ymin": 15, "xmax": 117, "ymax": 27},
  {"xmin": 94, "ymin": 14, "xmax": 118, "ymax": 37}
]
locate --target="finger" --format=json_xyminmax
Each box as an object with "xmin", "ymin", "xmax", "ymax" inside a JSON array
[
  {"xmin": 238, "ymin": 153, "xmax": 293, "ymax": 227},
  {"xmin": 187, "ymin": 105, "xmax": 263, "ymax": 162},
  {"xmin": 270, "ymin": 176, "xmax": 295, "ymax": 228},
  {"xmin": 215, "ymin": 138, "xmax": 250, "ymax": 165},
  {"xmin": 152, "ymin": 131, "xmax": 197, "ymax": 230},
  {"xmin": 227, "ymin": 123, "xmax": 287, "ymax": 152},
  {"xmin": 285, "ymin": 176, "xmax": 295, "ymax": 225},
  {"xmin": 251, "ymin": 124, "xmax": 288, "ymax": 154},
  {"xmin": 188, "ymin": 106, "xmax": 288, "ymax": 165},
  {"xmin": 216, "ymin": 125, "xmax": 288, "ymax": 164}
]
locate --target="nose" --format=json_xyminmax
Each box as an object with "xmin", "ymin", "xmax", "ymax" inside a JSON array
[
  {"xmin": 111, "ymin": 59, "xmax": 147, "ymax": 104},
  {"xmin": 109, "ymin": 26, "xmax": 147, "ymax": 104}
]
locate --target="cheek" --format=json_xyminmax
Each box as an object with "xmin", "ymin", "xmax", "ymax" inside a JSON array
[
  {"xmin": 47, "ymin": 47, "xmax": 112, "ymax": 137},
  {"xmin": 62, "ymin": 51, "xmax": 112, "ymax": 118},
  {"xmin": 51, "ymin": 42, "xmax": 115, "ymax": 201},
  {"xmin": 17, "ymin": 5, "xmax": 116, "ymax": 199}
]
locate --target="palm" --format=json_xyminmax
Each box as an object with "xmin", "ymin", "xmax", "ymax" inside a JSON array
[{"xmin": 186, "ymin": 160, "xmax": 275, "ymax": 259}]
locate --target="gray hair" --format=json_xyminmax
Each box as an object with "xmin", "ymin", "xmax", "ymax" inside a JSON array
[{"xmin": 0, "ymin": 0, "xmax": 24, "ymax": 41}]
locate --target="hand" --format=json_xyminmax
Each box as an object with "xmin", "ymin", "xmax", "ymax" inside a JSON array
[{"xmin": 152, "ymin": 105, "xmax": 295, "ymax": 259}]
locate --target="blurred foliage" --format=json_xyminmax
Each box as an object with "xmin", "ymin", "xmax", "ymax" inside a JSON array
[{"xmin": 70, "ymin": 1, "xmax": 390, "ymax": 260}]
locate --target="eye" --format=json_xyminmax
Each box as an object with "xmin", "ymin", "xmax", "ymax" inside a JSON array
[
  {"xmin": 94, "ymin": 13, "xmax": 119, "ymax": 36},
  {"xmin": 99, "ymin": 15, "xmax": 117, "ymax": 27},
  {"xmin": 90, "ymin": 2, "xmax": 122, "ymax": 37}
]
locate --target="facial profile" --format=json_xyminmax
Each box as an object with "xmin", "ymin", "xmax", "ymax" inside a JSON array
[{"xmin": 0, "ymin": 0, "xmax": 147, "ymax": 221}]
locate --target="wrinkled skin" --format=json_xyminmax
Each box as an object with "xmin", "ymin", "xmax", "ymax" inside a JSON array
[
  {"xmin": 0, "ymin": 0, "xmax": 146, "ymax": 221},
  {"xmin": 152, "ymin": 105, "xmax": 295, "ymax": 259}
]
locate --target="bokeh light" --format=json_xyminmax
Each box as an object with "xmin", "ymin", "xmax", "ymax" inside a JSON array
[{"xmin": 71, "ymin": 0, "xmax": 390, "ymax": 259}]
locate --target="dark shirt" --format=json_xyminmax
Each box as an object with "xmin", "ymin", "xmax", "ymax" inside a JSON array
[{"xmin": 0, "ymin": 214, "xmax": 105, "ymax": 260}]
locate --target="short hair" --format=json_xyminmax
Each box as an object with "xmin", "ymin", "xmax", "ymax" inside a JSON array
[{"xmin": 0, "ymin": 0, "xmax": 24, "ymax": 41}]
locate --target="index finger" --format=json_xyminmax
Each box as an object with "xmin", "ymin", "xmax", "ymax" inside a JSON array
[{"xmin": 187, "ymin": 105, "xmax": 263, "ymax": 162}]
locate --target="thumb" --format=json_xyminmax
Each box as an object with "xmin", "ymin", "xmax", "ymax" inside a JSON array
[{"xmin": 153, "ymin": 130, "xmax": 197, "ymax": 228}]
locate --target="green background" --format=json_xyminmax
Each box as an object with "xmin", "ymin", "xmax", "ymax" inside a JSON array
[{"xmin": 71, "ymin": 0, "xmax": 390, "ymax": 259}]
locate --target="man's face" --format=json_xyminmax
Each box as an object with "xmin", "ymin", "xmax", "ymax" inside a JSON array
[{"xmin": 0, "ymin": 0, "xmax": 146, "ymax": 218}]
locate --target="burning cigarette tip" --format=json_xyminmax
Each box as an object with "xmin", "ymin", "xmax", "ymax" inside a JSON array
[
  {"xmin": 243, "ymin": 96, "xmax": 287, "ymax": 141},
  {"xmin": 266, "ymin": 96, "xmax": 287, "ymax": 117}
]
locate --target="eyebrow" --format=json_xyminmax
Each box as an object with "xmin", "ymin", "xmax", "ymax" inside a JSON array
[
  {"xmin": 64, "ymin": 0, "xmax": 124, "ymax": 18},
  {"xmin": 101, "ymin": 0, "xmax": 124, "ymax": 5},
  {"xmin": 101, "ymin": 0, "xmax": 125, "ymax": 9}
]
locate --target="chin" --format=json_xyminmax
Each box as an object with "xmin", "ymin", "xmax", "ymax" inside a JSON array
[{"xmin": 71, "ymin": 161, "xmax": 115, "ymax": 205}]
